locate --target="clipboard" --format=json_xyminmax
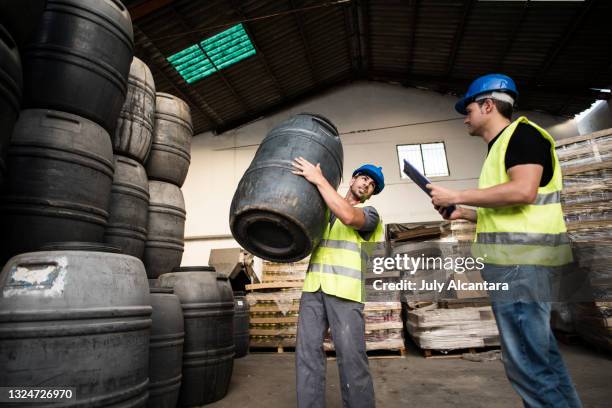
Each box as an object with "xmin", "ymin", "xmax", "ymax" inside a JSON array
[{"xmin": 402, "ymin": 159, "xmax": 456, "ymax": 218}]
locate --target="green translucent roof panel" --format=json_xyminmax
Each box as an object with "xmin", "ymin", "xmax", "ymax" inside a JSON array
[{"xmin": 167, "ymin": 23, "xmax": 256, "ymax": 84}]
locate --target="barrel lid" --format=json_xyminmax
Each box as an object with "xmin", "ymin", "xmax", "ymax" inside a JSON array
[
  {"xmin": 172, "ymin": 266, "xmax": 216, "ymax": 272},
  {"xmin": 38, "ymin": 242, "xmax": 122, "ymax": 253},
  {"xmin": 150, "ymin": 287, "xmax": 174, "ymax": 294}
]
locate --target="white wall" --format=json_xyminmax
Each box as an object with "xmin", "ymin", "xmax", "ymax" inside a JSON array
[{"xmin": 181, "ymin": 81, "xmax": 579, "ymax": 265}]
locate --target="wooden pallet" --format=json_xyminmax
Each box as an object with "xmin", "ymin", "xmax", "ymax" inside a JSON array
[
  {"xmin": 420, "ymin": 345, "xmax": 500, "ymax": 359},
  {"xmin": 246, "ymin": 281, "xmax": 304, "ymax": 290},
  {"xmin": 249, "ymin": 344, "xmax": 406, "ymax": 359}
]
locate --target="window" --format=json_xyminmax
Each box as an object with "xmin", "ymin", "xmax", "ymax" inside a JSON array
[
  {"xmin": 397, "ymin": 142, "xmax": 449, "ymax": 178},
  {"xmin": 167, "ymin": 23, "xmax": 256, "ymax": 84}
]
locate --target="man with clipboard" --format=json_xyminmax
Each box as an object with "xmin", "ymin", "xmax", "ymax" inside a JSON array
[{"xmin": 425, "ymin": 74, "xmax": 581, "ymax": 408}]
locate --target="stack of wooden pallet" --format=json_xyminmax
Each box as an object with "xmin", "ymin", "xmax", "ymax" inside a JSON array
[
  {"xmin": 556, "ymin": 128, "xmax": 612, "ymax": 352},
  {"xmin": 246, "ymin": 258, "xmax": 308, "ymax": 350},
  {"xmin": 247, "ymin": 258, "xmax": 405, "ymax": 355},
  {"xmin": 324, "ymin": 302, "xmax": 405, "ymax": 355}
]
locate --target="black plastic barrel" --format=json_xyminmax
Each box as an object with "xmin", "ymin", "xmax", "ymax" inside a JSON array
[
  {"xmin": 230, "ymin": 113, "xmax": 343, "ymax": 262},
  {"xmin": 148, "ymin": 287, "xmax": 184, "ymax": 408},
  {"xmin": 114, "ymin": 57, "xmax": 156, "ymax": 163},
  {"xmin": 146, "ymin": 93, "xmax": 192, "ymax": 187},
  {"xmin": 105, "ymin": 155, "xmax": 149, "ymax": 259},
  {"xmin": 0, "ymin": 242, "xmax": 151, "ymax": 407},
  {"xmin": 233, "ymin": 291, "xmax": 250, "ymax": 358},
  {"xmin": 144, "ymin": 181, "xmax": 186, "ymax": 278},
  {"xmin": 0, "ymin": 0, "xmax": 46, "ymax": 48},
  {"xmin": 0, "ymin": 109, "xmax": 114, "ymax": 262},
  {"xmin": 22, "ymin": 0, "xmax": 134, "ymax": 134},
  {"xmin": 0, "ymin": 24, "xmax": 22, "ymax": 190},
  {"xmin": 159, "ymin": 267, "xmax": 234, "ymax": 406}
]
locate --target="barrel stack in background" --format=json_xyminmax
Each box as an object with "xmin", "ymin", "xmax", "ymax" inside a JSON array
[
  {"xmin": 104, "ymin": 155, "xmax": 150, "ymax": 259},
  {"xmin": 145, "ymin": 181, "xmax": 187, "ymax": 279},
  {"xmin": 146, "ymin": 93, "xmax": 192, "ymax": 187},
  {"xmin": 148, "ymin": 287, "xmax": 185, "ymax": 408},
  {"xmin": 230, "ymin": 113, "xmax": 344, "ymax": 262},
  {"xmin": 0, "ymin": 0, "xmax": 134, "ymax": 262},
  {"xmin": 159, "ymin": 267, "xmax": 235, "ymax": 406},
  {"xmin": 0, "ymin": 110, "xmax": 114, "ymax": 262},
  {"xmin": 0, "ymin": 243, "xmax": 152, "ymax": 407},
  {"xmin": 143, "ymin": 92, "xmax": 193, "ymax": 279},
  {"xmin": 22, "ymin": 0, "xmax": 134, "ymax": 135},
  {"xmin": 113, "ymin": 56, "xmax": 156, "ymax": 163},
  {"xmin": 0, "ymin": 24, "xmax": 22, "ymax": 191}
]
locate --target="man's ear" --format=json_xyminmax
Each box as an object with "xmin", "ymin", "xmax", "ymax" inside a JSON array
[{"xmin": 349, "ymin": 176, "xmax": 357, "ymax": 187}]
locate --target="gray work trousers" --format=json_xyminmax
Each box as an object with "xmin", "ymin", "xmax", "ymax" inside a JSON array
[{"xmin": 296, "ymin": 290, "xmax": 375, "ymax": 408}]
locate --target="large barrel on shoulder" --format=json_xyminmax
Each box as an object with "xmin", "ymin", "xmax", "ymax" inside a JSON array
[
  {"xmin": 146, "ymin": 93, "xmax": 192, "ymax": 187},
  {"xmin": 0, "ymin": 242, "xmax": 151, "ymax": 407},
  {"xmin": 159, "ymin": 267, "xmax": 234, "ymax": 406},
  {"xmin": 148, "ymin": 287, "xmax": 184, "ymax": 408},
  {"xmin": 0, "ymin": 109, "xmax": 114, "ymax": 262},
  {"xmin": 114, "ymin": 57, "xmax": 156, "ymax": 163},
  {"xmin": 144, "ymin": 181, "xmax": 186, "ymax": 278},
  {"xmin": 0, "ymin": 24, "xmax": 22, "ymax": 190},
  {"xmin": 105, "ymin": 155, "xmax": 149, "ymax": 259},
  {"xmin": 233, "ymin": 291, "xmax": 250, "ymax": 358},
  {"xmin": 230, "ymin": 113, "xmax": 343, "ymax": 262},
  {"xmin": 22, "ymin": 0, "xmax": 134, "ymax": 133}
]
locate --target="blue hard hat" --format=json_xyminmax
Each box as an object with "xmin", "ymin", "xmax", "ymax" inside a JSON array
[
  {"xmin": 352, "ymin": 164, "xmax": 385, "ymax": 195},
  {"xmin": 455, "ymin": 73, "xmax": 518, "ymax": 115}
]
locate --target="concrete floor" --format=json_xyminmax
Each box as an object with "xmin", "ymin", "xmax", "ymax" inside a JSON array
[{"xmin": 209, "ymin": 343, "xmax": 611, "ymax": 408}]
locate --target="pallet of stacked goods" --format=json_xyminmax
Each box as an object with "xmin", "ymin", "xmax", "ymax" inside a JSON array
[
  {"xmin": 556, "ymin": 128, "xmax": 612, "ymax": 351},
  {"xmin": 246, "ymin": 257, "xmax": 309, "ymax": 351},
  {"xmin": 323, "ymin": 302, "xmax": 406, "ymax": 358},
  {"xmin": 386, "ymin": 221, "xmax": 501, "ymax": 357},
  {"xmin": 404, "ymin": 303, "xmax": 499, "ymax": 358}
]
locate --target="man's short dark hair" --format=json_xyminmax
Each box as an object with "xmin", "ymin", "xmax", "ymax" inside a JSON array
[{"xmin": 478, "ymin": 98, "xmax": 513, "ymax": 120}]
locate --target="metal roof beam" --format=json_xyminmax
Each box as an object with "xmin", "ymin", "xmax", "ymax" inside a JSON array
[
  {"xmin": 407, "ymin": 0, "xmax": 419, "ymax": 77},
  {"xmin": 496, "ymin": 1, "xmax": 530, "ymax": 72},
  {"xmin": 533, "ymin": 0, "xmax": 595, "ymax": 83},
  {"xmin": 229, "ymin": 1, "xmax": 287, "ymax": 99},
  {"xmin": 445, "ymin": 0, "xmax": 476, "ymax": 78},
  {"xmin": 289, "ymin": 0, "xmax": 318, "ymax": 82}
]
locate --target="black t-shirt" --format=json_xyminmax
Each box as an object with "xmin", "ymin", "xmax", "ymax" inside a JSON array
[{"xmin": 487, "ymin": 123, "xmax": 553, "ymax": 187}]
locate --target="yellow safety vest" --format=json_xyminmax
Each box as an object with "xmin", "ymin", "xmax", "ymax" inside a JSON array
[
  {"xmin": 473, "ymin": 116, "xmax": 572, "ymax": 266},
  {"xmin": 303, "ymin": 208, "xmax": 385, "ymax": 303}
]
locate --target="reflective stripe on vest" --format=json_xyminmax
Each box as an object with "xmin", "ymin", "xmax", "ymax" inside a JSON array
[
  {"xmin": 303, "ymin": 211, "xmax": 385, "ymax": 303},
  {"xmin": 474, "ymin": 116, "xmax": 572, "ymax": 266}
]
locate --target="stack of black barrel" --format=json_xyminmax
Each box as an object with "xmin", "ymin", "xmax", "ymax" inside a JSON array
[{"xmin": 0, "ymin": 1, "xmax": 233, "ymax": 407}]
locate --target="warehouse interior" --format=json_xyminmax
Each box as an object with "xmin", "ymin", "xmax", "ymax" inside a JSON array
[{"xmin": 0, "ymin": 0, "xmax": 611, "ymax": 407}]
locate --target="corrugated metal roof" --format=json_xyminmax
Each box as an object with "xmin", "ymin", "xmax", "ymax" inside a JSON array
[{"xmin": 129, "ymin": 0, "xmax": 612, "ymax": 135}]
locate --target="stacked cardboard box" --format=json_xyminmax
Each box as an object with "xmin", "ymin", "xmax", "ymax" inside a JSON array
[
  {"xmin": 556, "ymin": 128, "xmax": 612, "ymax": 351},
  {"xmin": 405, "ymin": 304, "xmax": 499, "ymax": 351}
]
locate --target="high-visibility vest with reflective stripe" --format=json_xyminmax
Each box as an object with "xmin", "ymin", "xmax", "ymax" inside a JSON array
[
  {"xmin": 473, "ymin": 116, "xmax": 572, "ymax": 266},
  {"xmin": 303, "ymin": 209, "xmax": 385, "ymax": 303}
]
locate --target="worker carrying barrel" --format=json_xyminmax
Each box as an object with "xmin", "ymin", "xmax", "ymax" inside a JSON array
[
  {"xmin": 292, "ymin": 159, "xmax": 385, "ymax": 408},
  {"xmin": 426, "ymin": 73, "xmax": 582, "ymax": 408}
]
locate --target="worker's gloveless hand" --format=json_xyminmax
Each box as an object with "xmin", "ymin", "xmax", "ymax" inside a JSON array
[
  {"xmin": 435, "ymin": 205, "xmax": 463, "ymax": 220},
  {"xmin": 427, "ymin": 183, "xmax": 460, "ymax": 208},
  {"xmin": 292, "ymin": 156, "xmax": 324, "ymax": 185}
]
